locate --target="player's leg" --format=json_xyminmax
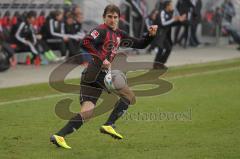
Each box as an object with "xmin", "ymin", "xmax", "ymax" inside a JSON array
[
  {"xmin": 154, "ymin": 48, "xmax": 162, "ymax": 68},
  {"xmin": 182, "ymin": 24, "xmax": 189, "ymax": 48},
  {"xmin": 174, "ymin": 25, "xmax": 181, "ymax": 45},
  {"xmin": 105, "ymin": 85, "xmax": 135, "ymax": 124},
  {"xmin": 38, "ymin": 39, "xmax": 58, "ymax": 61},
  {"xmin": 55, "ymin": 100, "xmax": 96, "ymax": 134},
  {"xmin": 159, "ymin": 40, "xmax": 172, "ymax": 64},
  {"xmin": 50, "ymin": 83, "xmax": 102, "ymax": 148},
  {"xmin": 100, "ymin": 85, "xmax": 135, "ymax": 139},
  {"xmin": 50, "ymin": 111, "xmax": 85, "ymax": 149}
]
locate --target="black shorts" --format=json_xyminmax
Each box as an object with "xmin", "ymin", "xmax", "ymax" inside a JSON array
[{"xmin": 80, "ymin": 66, "xmax": 107, "ymax": 105}]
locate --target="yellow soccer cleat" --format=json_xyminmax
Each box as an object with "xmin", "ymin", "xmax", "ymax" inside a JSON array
[
  {"xmin": 50, "ymin": 135, "xmax": 71, "ymax": 149},
  {"xmin": 100, "ymin": 125, "xmax": 123, "ymax": 139}
]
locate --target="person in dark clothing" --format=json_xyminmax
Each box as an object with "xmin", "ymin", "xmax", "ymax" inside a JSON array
[
  {"xmin": 41, "ymin": 10, "xmax": 69, "ymax": 59},
  {"xmin": 189, "ymin": 0, "xmax": 202, "ymax": 47},
  {"xmin": 174, "ymin": 0, "xmax": 194, "ymax": 48},
  {"xmin": 0, "ymin": 20, "xmax": 17, "ymax": 67},
  {"xmin": 126, "ymin": 0, "xmax": 148, "ymax": 38},
  {"xmin": 64, "ymin": 12, "xmax": 86, "ymax": 58},
  {"xmin": 155, "ymin": 0, "xmax": 165, "ymax": 12},
  {"xmin": 63, "ymin": 12, "xmax": 81, "ymax": 58},
  {"xmin": 11, "ymin": 11, "xmax": 54, "ymax": 63},
  {"xmin": 0, "ymin": 41, "xmax": 16, "ymax": 71},
  {"xmin": 221, "ymin": 0, "xmax": 236, "ymax": 24},
  {"xmin": 64, "ymin": 12, "xmax": 88, "ymax": 64},
  {"xmin": 223, "ymin": 23, "xmax": 240, "ymax": 50},
  {"xmin": 146, "ymin": 9, "xmax": 159, "ymax": 54},
  {"xmin": 73, "ymin": 13, "xmax": 85, "ymax": 39},
  {"xmin": 0, "ymin": 42, "xmax": 15, "ymax": 59},
  {"xmin": 154, "ymin": 0, "xmax": 186, "ymax": 69},
  {"xmin": 0, "ymin": 44, "xmax": 11, "ymax": 72},
  {"xmin": 118, "ymin": 1, "xmax": 131, "ymax": 34},
  {"xmin": 50, "ymin": 4, "xmax": 158, "ymax": 149},
  {"xmin": 221, "ymin": 0, "xmax": 236, "ymax": 44}
]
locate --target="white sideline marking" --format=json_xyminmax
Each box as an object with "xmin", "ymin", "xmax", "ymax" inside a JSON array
[
  {"xmin": 168, "ymin": 66, "xmax": 240, "ymax": 80},
  {"xmin": 0, "ymin": 94, "xmax": 74, "ymax": 106},
  {"xmin": 0, "ymin": 66, "xmax": 239, "ymax": 106}
]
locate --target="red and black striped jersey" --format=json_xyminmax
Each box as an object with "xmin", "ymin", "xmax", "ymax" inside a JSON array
[{"xmin": 82, "ymin": 23, "xmax": 153, "ymax": 62}]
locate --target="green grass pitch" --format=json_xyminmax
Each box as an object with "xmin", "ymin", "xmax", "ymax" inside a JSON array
[{"xmin": 0, "ymin": 58, "xmax": 240, "ymax": 159}]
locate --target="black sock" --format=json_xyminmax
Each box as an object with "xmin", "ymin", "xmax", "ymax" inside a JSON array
[
  {"xmin": 105, "ymin": 98, "xmax": 130, "ymax": 126},
  {"xmin": 56, "ymin": 114, "xmax": 83, "ymax": 137}
]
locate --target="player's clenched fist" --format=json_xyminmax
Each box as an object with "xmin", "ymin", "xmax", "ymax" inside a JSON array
[{"xmin": 148, "ymin": 25, "xmax": 158, "ymax": 36}]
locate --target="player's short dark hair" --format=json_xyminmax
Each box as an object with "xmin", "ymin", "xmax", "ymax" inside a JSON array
[
  {"xmin": 103, "ymin": 4, "xmax": 120, "ymax": 17},
  {"xmin": 53, "ymin": 10, "xmax": 63, "ymax": 18},
  {"xmin": 27, "ymin": 11, "xmax": 37, "ymax": 19},
  {"xmin": 163, "ymin": 0, "xmax": 172, "ymax": 9},
  {"xmin": 65, "ymin": 11, "xmax": 74, "ymax": 19}
]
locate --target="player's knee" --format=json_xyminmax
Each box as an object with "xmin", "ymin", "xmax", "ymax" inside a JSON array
[
  {"xmin": 124, "ymin": 94, "xmax": 136, "ymax": 105},
  {"xmin": 80, "ymin": 101, "xmax": 95, "ymax": 120},
  {"xmin": 130, "ymin": 95, "xmax": 136, "ymax": 105},
  {"xmin": 118, "ymin": 86, "xmax": 136, "ymax": 105}
]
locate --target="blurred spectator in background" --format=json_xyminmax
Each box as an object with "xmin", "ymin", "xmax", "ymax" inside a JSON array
[
  {"xmin": 174, "ymin": 0, "xmax": 195, "ymax": 48},
  {"xmin": 223, "ymin": 23, "xmax": 240, "ymax": 50},
  {"xmin": 123, "ymin": 0, "xmax": 148, "ymax": 55},
  {"xmin": 36, "ymin": 11, "xmax": 46, "ymax": 30},
  {"xmin": 202, "ymin": 9, "xmax": 215, "ymax": 36},
  {"xmin": 21, "ymin": 11, "xmax": 28, "ymax": 22},
  {"xmin": 146, "ymin": 9, "xmax": 159, "ymax": 54},
  {"xmin": 0, "ymin": 42, "xmax": 11, "ymax": 72},
  {"xmin": 119, "ymin": 1, "xmax": 131, "ymax": 34},
  {"xmin": 213, "ymin": 7, "xmax": 223, "ymax": 44},
  {"xmin": 11, "ymin": 11, "xmax": 55, "ymax": 64},
  {"xmin": 71, "ymin": 3, "xmax": 86, "ymax": 39},
  {"xmin": 126, "ymin": 0, "xmax": 148, "ymax": 38},
  {"xmin": 0, "ymin": 35, "xmax": 16, "ymax": 69},
  {"xmin": 145, "ymin": 9, "xmax": 158, "ymax": 29},
  {"xmin": 41, "ymin": 10, "xmax": 68, "ymax": 60},
  {"xmin": 11, "ymin": 11, "xmax": 21, "ymax": 26},
  {"xmin": 221, "ymin": 0, "xmax": 236, "ymax": 44},
  {"xmin": 73, "ymin": 12, "xmax": 85, "ymax": 37},
  {"xmin": 153, "ymin": 0, "xmax": 186, "ymax": 69},
  {"xmin": 64, "ymin": 12, "xmax": 83, "ymax": 59},
  {"xmin": 155, "ymin": 0, "xmax": 164, "ymax": 12},
  {"xmin": 221, "ymin": 0, "xmax": 236, "ymax": 24},
  {"xmin": 72, "ymin": 4, "xmax": 82, "ymax": 16},
  {"xmin": 2, "ymin": 11, "xmax": 11, "ymax": 31},
  {"xmin": 189, "ymin": 0, "xmax": 202, "ymax": 47}
]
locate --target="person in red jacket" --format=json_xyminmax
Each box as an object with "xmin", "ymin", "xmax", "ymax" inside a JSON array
[
  {"xmin": 50, "ymin": 4, "xmax": 158, "ymax": 149},
  {"xmin": 37, "ymin": 11, "xmax": 46, "ymax": 29},
  {"xmin": 2, "ymin": 11, "xmax": 11, "ymax": 30}
]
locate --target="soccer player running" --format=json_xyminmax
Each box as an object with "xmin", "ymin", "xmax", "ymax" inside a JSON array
[{"xmin": 50, "ymin": 4, "xmax": 158, "ymax": 149}]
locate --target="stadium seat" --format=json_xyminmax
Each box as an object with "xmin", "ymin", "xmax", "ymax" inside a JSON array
[
  {"xmin": 20, "ymin": 3, "xmax": 28, "ymax": 9},
  {"xmin": 29, "ymin": 3, "xmax": 37, "ymax": 9},
  {"xmin": 37, "ymin": 4, "xmax": 46, "ymax": 9},
  {"xmin": 10, "ymin": 3, "xmax": 21, "ymax": 9},
  {"xmin": 53, "ymin": 4, "xmax": 62, "ymax": 9},
  {"xmin": 2, "ymin": 3, "xmax": 11, "ymax": 9}
]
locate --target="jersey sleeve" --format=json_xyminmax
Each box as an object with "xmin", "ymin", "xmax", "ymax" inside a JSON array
[
  {"xmin": 82, "ymin": 28, "xmax": 106, "ymax": 61},
  {"xmin": 15, "ymin": 22, "xmax": 28, "ymax": 44},
  {"xmin": 161, "ymin": 11, "xmax": 175, "ymax": 26},
  {"xmin": 120, "ymin": 30, "xmax": 154, "ymax": 49}
]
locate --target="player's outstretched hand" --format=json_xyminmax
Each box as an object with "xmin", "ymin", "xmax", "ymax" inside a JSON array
[{"xmin": 148, "ymin": 25, "xmax": 158, "ymax": 36}]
